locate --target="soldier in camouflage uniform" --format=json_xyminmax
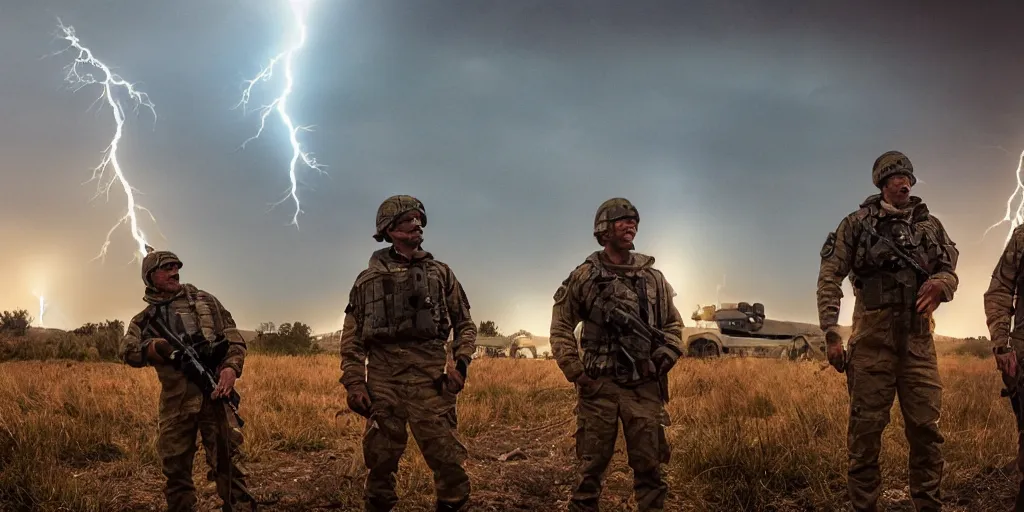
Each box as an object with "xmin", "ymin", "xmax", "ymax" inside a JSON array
[
  {"xmin": 549, "ymin": 198, "xmax": 685, "ymax": 512},
  {"xmin": 119, "ymin": 248, "xmax": 254, "ymax": 511},
  {"xmin": 340, "ymin": 195, "xmax": 477, "ymax": 512},
  {"xmin": 817, "ymin": 151, "xmax": 959, "ymax": 512},
  {"xmin": 983, "ymin": 224, "xmax": 1024, "ymax": 510}
]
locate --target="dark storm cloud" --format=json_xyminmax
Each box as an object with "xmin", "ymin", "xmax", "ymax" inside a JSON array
[{"xmin": 2, "ymin": 0, "xmax": 1024, "ymax": 337}]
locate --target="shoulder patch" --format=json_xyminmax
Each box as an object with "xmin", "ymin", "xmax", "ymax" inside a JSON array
[
  {"xmin": 553, "ymin": 284, "xmax": 568, "ymax": 304},
  {"xmin": 820, "ymin": 231, "xmax": 837, "ymax": 259}
]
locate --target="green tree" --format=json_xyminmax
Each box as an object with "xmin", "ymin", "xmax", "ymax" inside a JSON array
[
  {"xmin": 252, "ymin": 320, "xmax": 318, "ymax": 355},
  {"xmin": 479, "ymin": 320, "xmax": 500, "ymax": 337},
  {"xmin": 0, "ymin": 309, "xmax": 32, "ymax": 336}
]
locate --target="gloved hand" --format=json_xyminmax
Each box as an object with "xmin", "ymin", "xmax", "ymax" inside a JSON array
[
  {"xmin": 651, "ymin": 345, "xmax": 682, "ymax": 375},
  {"xmin": 574, "ymin": 373, "xmax": 600, "ymax": 395},
  {"xmin": 825, "ymin": 329, "xmax": 846, "ymax": 373},
  {"xmin": 345, "ymin": 383, "xmax": 373, "ymax": 418},
  {"xmin": 995, "ymin": 347, "xmax": 1019, "ymax": 381}
]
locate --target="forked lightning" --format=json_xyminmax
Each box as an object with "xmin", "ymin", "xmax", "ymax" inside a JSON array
[
  {"xmin": 984, "ymin": 150, "xmax": 1024, "ymax": 246},
  {"xmin": 55, "ymin": 19, "xmax": 158, "ymax": 262},
  {"xmin": 235, "ymin": 0, "xmax": 324, "ymax": 228}
]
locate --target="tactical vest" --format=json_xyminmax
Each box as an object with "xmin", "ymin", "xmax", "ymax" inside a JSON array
[
  {"xmin": 183, "ymin": 286, "xmax": 222, "ymax": 342},
  {"xmin": 851, "ymin": 212, "xmax": 927, "ymax": 312},
  {"xmin": 148, "ymin": 285, "xmax": 221, "ymax": 343},
  {"xmin": 355, "ymin": 263, "xmax": 446, "ymax": 342},
  {"xmin": 141, "ymin": 285, "xmax": 230, "ymax": 370},
  {"xmin": 576, "ymin": 264, "xmax": 660, "ymax": 381}
]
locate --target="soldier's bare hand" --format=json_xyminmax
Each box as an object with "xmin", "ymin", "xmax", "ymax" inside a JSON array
[
  {"xmin": 442, "ymin": 358, "xmax": 468, "ymax": 394},
  {"xmin": 825, "ymin": 330, "xmax": 846, "ymax": 373},
  {"xmin": 996, "ymin": 349, "xmax": 1019, "ymax": 380},
  {"xmin": 146, "ymin": 338, "xmax": 174, "ymax": 364},
  {"xmin": 916, "ymin": 280, "xmax": 944, "ymax": 314},
  {"xmin": 445, "ymin": 368, "xmax": 466, "ymax": 394},
  {"xmin": 212, "ymin": 367, "xmax": 237, "ymax": 399}
]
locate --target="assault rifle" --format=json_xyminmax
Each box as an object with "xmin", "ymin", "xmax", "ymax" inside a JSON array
[
  {"xmin": 860, "ymin": 219, "xmax": 930, "ymax": 279},
  {"xmin": 143, "ymin": 311, "xmax": 245, "ymax": 427},
  {"xmin": 590, "ymin": 284, "xmax": 672, "ymax": 403}
]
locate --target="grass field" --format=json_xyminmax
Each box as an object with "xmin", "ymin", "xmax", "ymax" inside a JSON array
[{"xmin": 0, "ymin": 351, "xmax": 1020, "ymax": 511}]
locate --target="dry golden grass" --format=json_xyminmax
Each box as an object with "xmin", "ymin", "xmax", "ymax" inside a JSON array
[{"xmin": 0, "ymin": 354, "xmax": 1021, "ymax": 511}]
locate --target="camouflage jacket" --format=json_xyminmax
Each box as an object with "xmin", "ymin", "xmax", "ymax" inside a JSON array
[
  {"xmin": 817, "ymin": 194, "xmax": 959, "ymax": 335},
  {"xmin": 983, "ymin": 224, "xmax": 1024, "ymax": 349},
  {"xmin": 549, "ymin": 250, "xmax": 685, "ymax": 384},
  {"xmin": 119, "ymin": 283, "xmax": 247, "ymax": 419},
  {"xmin": 340, "ymin": 246, "xmax": 476, "ymax": 388}
]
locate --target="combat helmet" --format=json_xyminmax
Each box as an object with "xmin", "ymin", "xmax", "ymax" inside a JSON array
[
  {"xmin": 373, "ymin": 195, "xmax": 427, "ymax": 242},
  {"xmin": 593, "ymin": 197, "xmax": 639, "ymax": 246},
  {"xmin": 140, "ymin": 245, "xmax": 182, "ymax": 287},
  {"xmin": 872, "ymin": 150, "xmax": 916, "ymax": 188}
]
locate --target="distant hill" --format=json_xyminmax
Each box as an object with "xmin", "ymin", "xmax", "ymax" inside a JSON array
[
  {"xmin": 237, "ymin": 329, "xmax": 257, "ymax": 343},
  {"xmin": 25, "ymin": 327, "xmax": 68, "ymax": 339}
]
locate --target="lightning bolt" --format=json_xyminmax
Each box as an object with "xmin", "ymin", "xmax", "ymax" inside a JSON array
[
  {"xmin": 54, "ymin": 19, "xmax": 159, "ymax": 263},
  {"xmin": 37, "ymin": 295, "xmax": 48, "ymax": 327},
  {"xmin": 983, "ymin": 149, "xmax": 1024, "ymax": 246},
  {"xmin": 234, "ymin": 0, "xmax": 325, "ymax": 228}
]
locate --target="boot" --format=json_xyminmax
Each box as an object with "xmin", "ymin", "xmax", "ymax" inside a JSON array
[{"xmin": 436, "ymin": 496, "xmax": 468, "ymax": 511}]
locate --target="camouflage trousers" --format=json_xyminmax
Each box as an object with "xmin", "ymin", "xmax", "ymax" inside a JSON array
[
  {"xmin": 157, "ymin": 394, "xmax": 251, "ymax": 511},
  {"xmin": 1016, "ymin": 430, "xmax": 1024, "ymax": 511},
  {"xmin": 844, "ymin": 312, "xmax": 944, "ymax": 512},
  {"xmin": 361, "ymin": 378, "xmax": 470, "ymax": 512},
  {"xmin": 569, "ymin": 377, "xmax": 671, "ymax": 512}
]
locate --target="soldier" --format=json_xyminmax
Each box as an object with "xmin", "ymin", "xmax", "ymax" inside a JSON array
[
  {"xmin": 549, "ymin": 197, "xmax": 685, "ymax": 512},
  {"xmin": 340, "ymin": 195, "xmax": 477, "ymax": 512},
  {"xmin": 119, "ymin": 248, "xmax": 255, "ymax": 511},
  {"xmin": 817, "ymin": 151, "xmax": 959, "ymax": 512},
  {"xmin": 983, "ymin": 223, "xmax": 1024, "ymax": 509}
]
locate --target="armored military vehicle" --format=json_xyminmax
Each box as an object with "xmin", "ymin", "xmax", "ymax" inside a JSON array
[
  {"xmin": 684, "ymin": 302, "xmax": 826, "ymax": 360},
  {"xmin": 472, "ymin": 334, "xmax": 539, "ymax": 359}
]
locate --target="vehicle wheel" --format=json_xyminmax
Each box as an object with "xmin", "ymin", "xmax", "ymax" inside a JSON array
[{"xmin": 688, "ymin": 339, "xmax": 720, "ymax": 358}]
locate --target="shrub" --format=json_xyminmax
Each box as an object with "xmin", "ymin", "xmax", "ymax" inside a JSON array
[
  {"xmin": 0, "ymin": 310, "xmax": 32, "ymax": 337},
  {"xmin": 250, "ymin": 321, "xmax": 321, "ymax": 356}
]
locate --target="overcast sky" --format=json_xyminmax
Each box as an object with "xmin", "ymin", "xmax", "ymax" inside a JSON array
[{"xmin": 1, "ymin": 0, "xmax": 1023, "ymax": 338}]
